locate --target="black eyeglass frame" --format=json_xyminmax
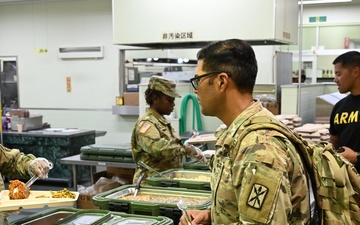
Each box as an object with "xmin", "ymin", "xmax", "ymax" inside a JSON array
[{"xmin": 190, "ymin": 71, "xmax": 230, "ymax": 90}]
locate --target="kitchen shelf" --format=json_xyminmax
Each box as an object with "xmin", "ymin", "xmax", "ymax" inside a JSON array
[{"xmin": 112, "ymin": 105, "xmax": 139, "ymax": 116}]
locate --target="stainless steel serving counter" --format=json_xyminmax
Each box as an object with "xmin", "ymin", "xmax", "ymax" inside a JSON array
[{"xmin": 60, "ymin": 154, "xmax": 136, "ymax": 189}]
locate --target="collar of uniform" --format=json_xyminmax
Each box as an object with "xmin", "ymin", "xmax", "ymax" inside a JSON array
[
  {"xmin": 145, "ymin": 107, "xmax": 171, "ymax": 125},
  {"xmin": 215, "ymin": 99, "xmax": 263, "ymax": 144}
]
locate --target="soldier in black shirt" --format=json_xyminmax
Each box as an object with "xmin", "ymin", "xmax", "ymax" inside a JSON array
[{"xmin": 329, "ymin": 51, "xmax": 360, "ymax": 172}]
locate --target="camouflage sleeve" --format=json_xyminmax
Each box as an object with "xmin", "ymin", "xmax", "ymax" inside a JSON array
[
  {"xmin": 0, "ymin": 144, "xmax": 36, "ymax": 178},
  {"xmin": 136, "ymin": 121, "xmax": 185, "ymax": 158},
  {"xmin": 232, "ymin": 131, "xmax": 308, "ymax": 224}
]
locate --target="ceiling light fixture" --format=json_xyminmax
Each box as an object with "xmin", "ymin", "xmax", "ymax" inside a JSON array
[{"xmin": 298, "ymin": 0, "xmax": 351, "ymax": 4}]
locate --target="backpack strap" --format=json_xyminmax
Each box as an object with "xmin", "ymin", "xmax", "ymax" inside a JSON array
[{"xmin": 239, "ymin": 115, "xmax": 320, "ymax": 222}]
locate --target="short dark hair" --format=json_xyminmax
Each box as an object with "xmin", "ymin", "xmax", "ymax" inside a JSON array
[
  {"xmin": 196, "ymin": 39, "xmax": 258, "ymax": 93},
  {"xmin": 333, "ymin": 51, "xmax": 360, "ymax": 69},
  {"xmin": 145, "ymin": 88, "xmax": 163, "ymax": 106}
]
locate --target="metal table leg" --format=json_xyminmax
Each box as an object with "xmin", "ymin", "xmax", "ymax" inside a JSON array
[{"xmin": 72, "ymin": 164, "xmax": 77, "ymax": 189}]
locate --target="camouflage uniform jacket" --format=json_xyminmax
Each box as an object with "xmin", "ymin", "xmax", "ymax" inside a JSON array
[
  {"xmin": 131, "ymin": 108, "xmax": 186, "ymax": 184},
  {"xmin": 0, "ymin": 144, "xmax": 35, "ymax": 191},
  {"xmin": 210, "ymin": 100, "xmax": 310, "ymax": 224}
]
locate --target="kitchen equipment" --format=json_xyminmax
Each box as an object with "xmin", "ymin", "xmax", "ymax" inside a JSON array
[
  {"xmin": 9, "ymin": 207, "xmax": 173, "ymax": 225},
  {"xmin": 183, "ymin": 160, "xmax": 210, "ymax": 171},
  {"xmin": 138, "ymin": 160, "xmax": 166, "ymax": 178},
  {"xmin": 146, "ymin": 168, "xmax": 211, "ymax": 190},
  {"xmin": 93, "ymin": 185, "xmax": 211, "ymax": 224},
  {"xmin": 80, "ymin": 144, "xmax": 134, "ymax": 163}
]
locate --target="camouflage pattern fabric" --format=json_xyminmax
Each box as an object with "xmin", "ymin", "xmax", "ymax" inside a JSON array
[
  {"xmin": 148, "ymin": 75, "xmax": 181, "ymax": 98},
  {"xmin": 0, "ymin": 144, "xmax": 36, "ymax": 224},
  {"xmin": 209, "ymin": 100, "xmax": 310, "ymax": 224},
  {"xmin": 131, "ymin": 107, "xmax": 186, "ymax": 184},
  {"xmin": 0, "ymin": 144, "xmax": 35, "ymax": 191}
]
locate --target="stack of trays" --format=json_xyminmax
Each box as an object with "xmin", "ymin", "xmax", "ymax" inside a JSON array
[
  {"xmin": 10, "ymin": 207, "xmax": 173, "ymax": 225},
  {"xmin": 146, "ymin": 168, "xmax": 211, "ymax": 190},
  {"xmin": 93, "ymin": 185, "xmax": 211, "ymax": 224},
  {"xmin": 294, "ymin": 123, "xmax": 330, "ymax": 143},
  {"xmin": 80, "ymin": 144, "xmax": 134, "ymax": 163}
]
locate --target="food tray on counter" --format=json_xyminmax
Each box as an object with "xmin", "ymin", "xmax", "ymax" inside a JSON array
[
  {"xmin": 9, "ymin": 207, "xmax": 173, "ymax": 225},
  {"xmin": 93, "ymin": 185, "xmax": 211, "ymax": 224},
  {"xmin": 183, "ymin": 160, "xmax": 210, "ymax": 170},
  {"xmin": 0, "ymin": 190, "xmax": 79, "ymax": 211},
  {"xmin": 146, "ymin": 168, "xmax": 211, "ymax": 190}
]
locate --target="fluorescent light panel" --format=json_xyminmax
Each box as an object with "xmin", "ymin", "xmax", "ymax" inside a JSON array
[{"xmin": 298, "ymin": 0, "xmax": 352, "ymax": 4}]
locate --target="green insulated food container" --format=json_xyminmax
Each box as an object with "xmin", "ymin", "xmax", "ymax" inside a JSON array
[
  {"xmin": 93, "ymin": 185, "xmax": 211, "ymax": 224},
  {"xmin": 146, "ymin": 168, "xmax": 211, "ymax": 190},
  {"xmin": 183, "ymin": 160, "xmax": 210, "ymax": 170},
  {"xmin": 80, "ymin": 144, "xmax": 134, "ymax": 163},
  {"xmin": 9, "ymin": 207, "xmax": 173, "ymax": 225}
]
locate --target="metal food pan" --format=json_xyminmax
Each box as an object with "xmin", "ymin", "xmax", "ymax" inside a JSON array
[
  {"xmin": 146, "ymin": 169, "xmax": 211, "ymax": 190},
  {"xmin": 183, "ymin": 161, "xmax": 210, "ymax": 170},
  {"xmin": 9, "ymin": 208, "xmax": 78, "ymax": 225},
  {"xmin": 93, "ymin": 184, "xmax": 211, "ymax": 209},
  {"xmin": 9, "ymin": 208, "xmax": 173, "ymax": 225},
  {"xmin": 93, "ymin": 185, "xmax": 210, "ymax": 224}
]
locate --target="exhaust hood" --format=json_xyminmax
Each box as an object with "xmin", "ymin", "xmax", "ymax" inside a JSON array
[{"xmin": 112, "ymin": 0, "xmax": 299, "ymax": 49}]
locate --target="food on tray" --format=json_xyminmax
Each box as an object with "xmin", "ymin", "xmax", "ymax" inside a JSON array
[
  {"xmin": 50, "ymin": 188, "xmax": 76, "ymax": 199},
  {"xmin": 8, "ymin": 180, "xmax": 30, "ymax": 200},
  {"xmin": 121, "ymin": 194, "xmax": 209, "ymax": 205}
]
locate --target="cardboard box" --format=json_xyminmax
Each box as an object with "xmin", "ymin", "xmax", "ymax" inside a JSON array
[
  {"xmin": 106, "ymin": 167, "xmax": 135, "ymax": 184},
  {"xmin": 77, "ymin": 194, "xmax": 99, "ymax": 209},
  {"xmin": 124, "ymin": 92, "xmax": 139, "ymax": 106},
  {"xmin": 262, "ymin": 101, "xmax": 280, "ymax": 115}
]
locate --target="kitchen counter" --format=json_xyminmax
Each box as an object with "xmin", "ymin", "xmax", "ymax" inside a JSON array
[{"xmin": 1, "ymin": 129, "xmax": 97, "ymax": 186}]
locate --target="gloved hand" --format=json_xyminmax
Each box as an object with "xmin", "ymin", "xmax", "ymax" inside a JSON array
[
  {"xmin": 29, "ymin": 157, "xmax": 52, "ymax": 179},
  {"xmin": 184, "ymin": 130, "xmax": 199, "ymax": 146},
  {"xmin": 186, "ymin": 144, "xmax": 208, "ymax": 163}
]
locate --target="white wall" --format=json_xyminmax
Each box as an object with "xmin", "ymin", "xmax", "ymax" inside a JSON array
[{"xmin": 1, "ymin": 1, "xmax": 358, "ymax": 146}]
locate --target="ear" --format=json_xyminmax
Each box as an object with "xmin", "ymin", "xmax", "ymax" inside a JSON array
[
  {"xmin": 354, "ymin": 67, "xmax": 360, "ymax": 78},
  {"xmin": 217, "ymin": 73, "xmax": 230, "ymax": 92}
]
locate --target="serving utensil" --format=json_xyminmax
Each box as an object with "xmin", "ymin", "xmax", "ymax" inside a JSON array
[
  {"xmin": 12, "ymin": 160, "xmax": 53, "ymax": 199},
  {"xmin": 138, "ymin": 160, "xmax": 167, "ymax": 178},
  {"xmin": 177, "ymin": 198, "xmax": 192, "ymax": 225}
]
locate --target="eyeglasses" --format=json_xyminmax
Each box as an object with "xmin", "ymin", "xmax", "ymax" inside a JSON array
[{"xmin": 190, "ymin": 71, "xmax": 229, "ymax": 90}]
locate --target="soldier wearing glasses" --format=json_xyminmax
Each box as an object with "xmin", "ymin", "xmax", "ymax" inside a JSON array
[{"xmin": 179, "ymin": 39, "xmax": 310, "ymax": 225}]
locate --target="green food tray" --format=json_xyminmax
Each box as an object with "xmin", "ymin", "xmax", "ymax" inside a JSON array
[
  {"xmin": 183, "ymin": 160, "xmax": 210, "ymax": 170},
  {"xmin": 80, "ymin": 144, "xmax": 133, "ymax": 157},
  {"xmin": 80, "ymin": 153, "xmax": 134, "ymax": 163},
  {"xmin": 93, "ymin": 185, "xmax": 211, "ymax": 224},
  {"xmin": 9, "ymin": 207, "xmax": 173, "ymax": 225},
  {"xmin": 146, "ymin": 168, "xmax": 211, "ymax": 190}
]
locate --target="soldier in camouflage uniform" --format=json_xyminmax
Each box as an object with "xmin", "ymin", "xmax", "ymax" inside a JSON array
[
  {"xmin": 131, "ymin": 75, "xmax": 206, "ymax": 184},
  {"xmin": 0, "ymin": 145, "xmax": 51, "ymax": 225},
  {"xmin": 179, "ymin": 39, "xmax": 311, "ymax": 224}
]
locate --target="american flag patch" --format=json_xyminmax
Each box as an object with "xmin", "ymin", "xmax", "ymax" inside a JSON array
[{"xmin": 140, "ymin": 123, "xmax": 151, "ymax": 133}]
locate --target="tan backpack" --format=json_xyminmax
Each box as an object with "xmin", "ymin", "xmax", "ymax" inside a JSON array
[{"xmin": 239, "ymin": 116, "xmax": 360, "ymax": 225}]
